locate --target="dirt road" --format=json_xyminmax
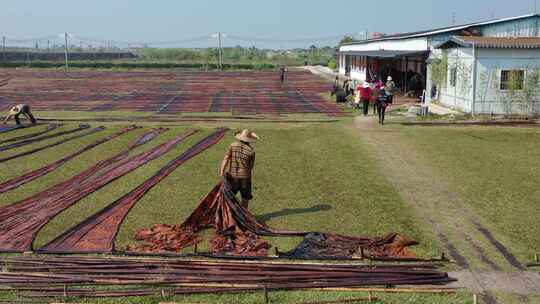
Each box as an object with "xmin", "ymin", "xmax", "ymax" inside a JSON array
[{"xmin": 352, "ymin": 115, "xmax": 540, "ymax": 303}]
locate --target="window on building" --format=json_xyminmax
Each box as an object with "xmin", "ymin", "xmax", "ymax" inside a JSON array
[
  {"xmin": 449, "ymin": 67, "xmax": 457, "ymax": 87},
  {"xmin": 500, "ymin": 70, "xmax": 525, "ymax": 91}
]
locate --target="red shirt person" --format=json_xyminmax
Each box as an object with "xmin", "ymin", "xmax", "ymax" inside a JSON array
[{"xmin": 357, "ymin": 82, "xmax": 373, "ymax": 116}]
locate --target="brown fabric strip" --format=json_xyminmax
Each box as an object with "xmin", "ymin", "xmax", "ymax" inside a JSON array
[
  {"xmin": 40, "ymin": 128, "xmax": 228, "ymax": 253},
  {"xmin": 0, "ymin": 124, "xmax": 61, "ymax": 145},
  {"xmin": 0, "ymin": 125, "xmax": 139, "ymax": 194},
  {"xmin": 0, "ymin": 129, "xmax": 195, "ymax": 252},
  {"xmin": 129, "ymin": 179, "xmax": 419, "ymax": 259}
]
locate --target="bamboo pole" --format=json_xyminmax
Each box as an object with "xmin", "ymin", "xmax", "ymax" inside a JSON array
[
  {"xmin": 292, "ymin": 297, "xmax": 377, "ymax": 304},
  {"xmin": 165, "ymin": 283, "xmax": 459, "ymax": 294},
  {"xmin": 306, "ymin": 287, "xmax": 459, "ymax": 294}
]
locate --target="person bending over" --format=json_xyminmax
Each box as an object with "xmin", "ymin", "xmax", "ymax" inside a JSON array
[{"xmin": 3, "ymin": 104, "xmax": 37, "ymax": 125}]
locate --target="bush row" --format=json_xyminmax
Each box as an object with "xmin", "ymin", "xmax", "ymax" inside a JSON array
[{"xmin": 0, "ymin": 61, "xmax": 276, "ymax": 70}]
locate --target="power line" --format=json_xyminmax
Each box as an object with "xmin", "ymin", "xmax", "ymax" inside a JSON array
[
  {"xmin": 0, "ymin": 32, "xmax": 349, "ymax": 49},
  {"xmin": 226, "ymin": 34, "xmax": 343, "ymax": 43}
]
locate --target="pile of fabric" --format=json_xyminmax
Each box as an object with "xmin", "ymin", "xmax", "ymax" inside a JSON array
[{"xmin": 128, "ymin": 180, "xmax": 419, "ymax": 259}]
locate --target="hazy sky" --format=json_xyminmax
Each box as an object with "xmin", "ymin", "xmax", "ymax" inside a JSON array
[{"xmin": 0, "ymin": 0, "xmax": 537, "ymax": 48}]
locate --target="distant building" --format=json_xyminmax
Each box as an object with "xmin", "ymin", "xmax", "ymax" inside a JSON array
[{"xmin": 337, "ymin": 14, "xmax": 540, "ymax": 115}]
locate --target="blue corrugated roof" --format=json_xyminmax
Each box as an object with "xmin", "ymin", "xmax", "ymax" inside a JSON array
[{"xmin": 341, "ymin": 14, "xmax": 540, "ymax": 46}]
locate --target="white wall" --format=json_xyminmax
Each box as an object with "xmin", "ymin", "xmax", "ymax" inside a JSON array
[
  {"xmin": 338, "ymin": 55, "xmax": 346, "ymax": 74},
  {"xmin": 474, "ymin": 48, "xmax": 540, "ymax": 114},
  {"xmin": 429, "ymin": 47, "xmax": 540, "ymax": 115},
  {"xmin": 340, "ymin": 38, "xmax": 428, "ymax": 52},
  {"xmin": 436, "ymin": 48, "xmax": 475, "ymax": 112},
  {"xmin": 349, "ymin": 68, "xmax": 367, "ymax": 82},
  {"xmin": 338, "ymin": 37, "xmax": 429, "ymax": 81}
]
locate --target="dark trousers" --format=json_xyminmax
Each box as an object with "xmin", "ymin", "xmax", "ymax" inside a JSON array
[
  {"xmin": 362, "ymin": 100, "xmax": 369, "ymax": 115},
  {"xmin": 372, "ymin": 103, "xmax": 377, "ymax": 114},
  {"xmin": 378, "ymin": 106, "xmax": 387, "ymax": 124},
  {"xmin": 14, "ymin": 106, "xmax": 36, "ymax": 125}
]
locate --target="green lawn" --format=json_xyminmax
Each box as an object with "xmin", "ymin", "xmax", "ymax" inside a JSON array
[
  {"xmin": 0, "ymin": 289, "xmax": 473, "ymax": 304},
  {"xmin": 400, "ymin": 126, "xmax": 540, "ymax": 262},
  {"xmin": 1, "ymin": 123, "xmax": 438, "ymax": 255},
  {"xmin": 0, "ymin": 122, "xmax": 454, "ymax": 303}
]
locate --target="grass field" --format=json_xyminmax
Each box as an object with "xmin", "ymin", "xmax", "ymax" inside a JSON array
[
  {"xmin": 3, "ymin": 110, "xmax": 540, "ymax": 303},
  {"xmin": 0, "ymin": 122, "xmax": 438, "ymax": 255},
  {"xmin": 400, "ymin": 126, "xmax": 540, "ymax": 262},
  {"xmin": 0, "ymin": 120, "xmax": 454, "ymax": 303}
]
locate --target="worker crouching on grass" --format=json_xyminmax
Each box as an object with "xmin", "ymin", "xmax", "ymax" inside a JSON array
[
  {"xmin": 219, "ymin": 129, "xmax": 259, "ymax": 209},
  {"xmin": 2, "ymin": 104, "xmax": 37, "ymax": 125}
]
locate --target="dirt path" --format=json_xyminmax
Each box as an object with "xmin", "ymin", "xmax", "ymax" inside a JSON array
[{"xmin": 351, "ymin": 115, "xmax": 540, "ymax": 303}]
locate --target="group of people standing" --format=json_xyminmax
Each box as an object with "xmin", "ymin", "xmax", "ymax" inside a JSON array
[{"xmin": 355, "ymin": 76, "xmax": 396, "ymax": 125}]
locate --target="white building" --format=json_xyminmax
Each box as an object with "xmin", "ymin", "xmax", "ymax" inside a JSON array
[
  {"xmin": 434, "ymin": 36, "xmax": 540, "ymax": 115},
  {"xmin": 337, "ymin": 14, "xmax": 540, "ymax": 115}
]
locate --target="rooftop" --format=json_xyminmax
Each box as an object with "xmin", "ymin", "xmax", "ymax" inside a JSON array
[
  {"xmin": 341, "ymin": 14, "xmax": 540, "ymax": 46},
  {"xmin": 437, "ymin": 36, "xmax": 540, "ymax": 49}
]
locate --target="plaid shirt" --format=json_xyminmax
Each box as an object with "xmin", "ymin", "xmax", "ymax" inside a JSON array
[
  {"xmin": 9, "ymin": 104, "xmax": 25, "ymax": 115},
  {"xmin": 222, "ymin": 141, "xmax": 255, "ymax": 179}
]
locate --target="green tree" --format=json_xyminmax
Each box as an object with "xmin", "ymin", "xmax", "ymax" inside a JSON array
[{"xmin": 339, "ymin": 36, "xmax": 355, "ymax": 45}]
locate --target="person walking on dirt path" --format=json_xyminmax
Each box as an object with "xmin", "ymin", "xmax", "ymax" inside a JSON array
[
  {"xmin": 358, "ymin": 82, "xmax": 372, "ymax": 116},
  {"xmin": 279, "ymin": 66, "xmax": 288, "ymax": 84},
  {"xmin": 385, "ymin": 76, "xmax": 396, "ymax": 104},
  {"xmin": 376, "ymin": 87, "xmax": 389, "ymax": 125},
  {"xmin": 334, "ymin": 75, "xmax": 340, "ymax": 88},
  {"xmin": 220, "ymin": 129, "xmax": 259, "ymax": 209},
  {"xmin": 2, "ymin": 104, "xmax": 37, "ymax": 125},
  {"xmin": 371, "ymin": 84, "xmax": 380, "ymax": 115}
]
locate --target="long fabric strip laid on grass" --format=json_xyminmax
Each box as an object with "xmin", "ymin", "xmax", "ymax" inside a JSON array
[
  {"xmin": 128, "ymin": 180, "xmax": 419, "ymax": 259},
  {"xmin": 0, "ymin": 125, "xmax": 139, "ymax": 194},
  {"xmin": 0, "ymin": 78, "xmax": 10, "ymax": 87},
  {"xmin": 0, "ymin": 70, "xmax": 345, "ymax": 116},
  {"xmin": 0, "ymin": 124, "xmax": 90, "ymax": 151},
  {"xmin": 0, "ymin": 124, "xmax": 33, "ymax": 134},
  {"xmin": 0, "ymin": 129, "xmax": 195, "ymax": 252},
  {"xmin": 0, "ymin": 124, "xmax": 61, "ymax": 145},
  {"xmin": 40, "ymin": 128, "xmax": 228, "ymax": 253},
  {"xmin": 0, "ymin": 125, "xmax": 103, "ymax": 164}
]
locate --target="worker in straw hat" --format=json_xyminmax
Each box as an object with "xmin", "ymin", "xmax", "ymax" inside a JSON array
[
  {"xmin": 219, "ymin": 129, "xmax": 259, "ymax": 209},
  {"xmin": 3, "ymin": 104, "xmax": 37, "ymax": 125},
  {"xmin": 385, "ymin": 76, "xmax": 396, "ymax": 104}
]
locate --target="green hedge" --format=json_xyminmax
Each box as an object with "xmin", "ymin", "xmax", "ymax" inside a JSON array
[{"xmin": 0, "ymin": 61, "xmax": 276, "ymax": 70}]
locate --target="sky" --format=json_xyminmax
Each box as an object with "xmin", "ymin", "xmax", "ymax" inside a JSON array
[{"xmin": 0, "ymin": 0, "xmax": 538, "ymax": 49}]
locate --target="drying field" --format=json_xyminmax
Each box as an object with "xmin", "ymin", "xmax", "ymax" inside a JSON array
[
  {"xmin": 0, "ymin": 122, "xmax": 467, "ymax": 304},
  {"xmin": 1, "ymin": 69, "xmax": 539, "ymax": 303},
  {"xmin": 0, "ymin": 69, "xmax": 343, "ymax": 116},
  {"xmin": 0, "ymin": 123, "xmax": 436, "ymax": 256}
]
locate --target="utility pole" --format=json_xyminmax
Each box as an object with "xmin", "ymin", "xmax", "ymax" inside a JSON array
[
  {"xmin": 47, "ymin": 40, "xmax": 50, "ymax": 52},
  {"xmin": 64, "ymin": 32, "xmax": 69, "ymax": 70},
  {"xmin": 218, "ymin": 32, "xmax": 223, "ymax": 69},
  {"xmin": 2, "ymin": 36, "xmax": 5, "ymax": 62},
  {"xmin": 452, "ymin": 12, "xmax": 456, "ymax": 25}
]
